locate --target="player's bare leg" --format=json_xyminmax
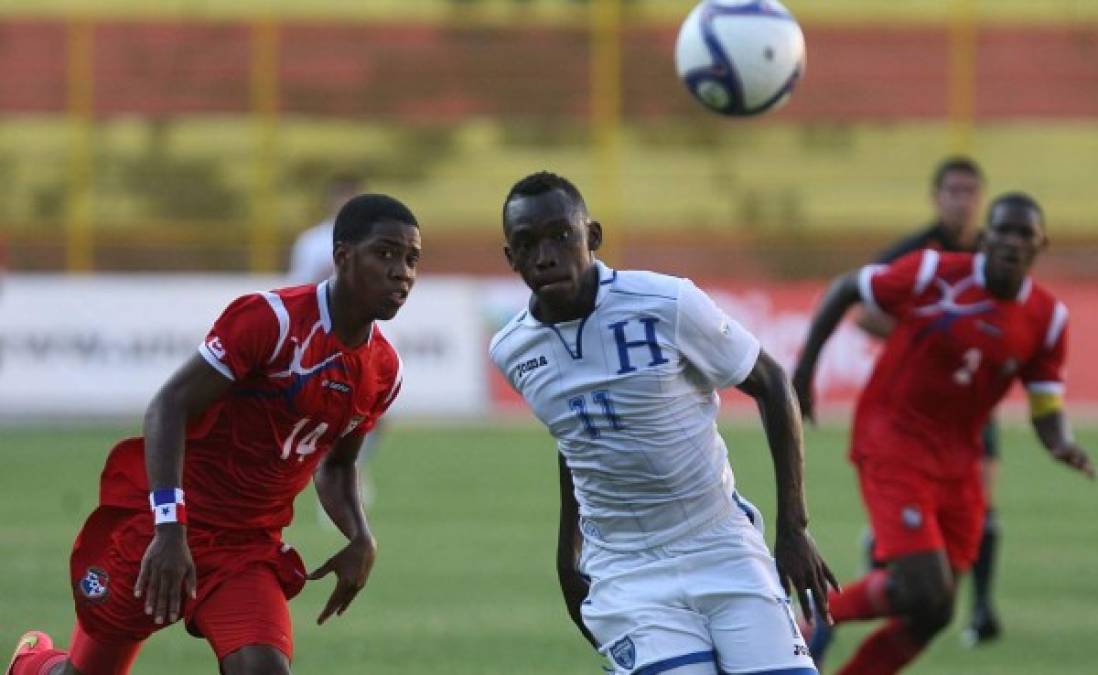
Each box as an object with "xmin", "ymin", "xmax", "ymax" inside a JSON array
[
  {"xmin": 219, "ymin": 645, "xmax": 291, "ymax": 675},
  {"xmin": 822, "ymin": 550, "xmax": 955, "ymax": 675}
]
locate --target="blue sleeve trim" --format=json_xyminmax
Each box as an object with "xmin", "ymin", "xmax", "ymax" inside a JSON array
[{"xmin": 634, "ymin": 650, "xmax": 715, "ymax": 675}]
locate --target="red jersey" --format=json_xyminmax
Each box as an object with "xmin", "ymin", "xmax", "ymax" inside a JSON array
[
  {"xmin": 99, "ymin": 281, "xmax": 403, "ymax": 530},
  {"xmin": 852, "ymin": 250, "xmax": 1068, "ymax": 478}
]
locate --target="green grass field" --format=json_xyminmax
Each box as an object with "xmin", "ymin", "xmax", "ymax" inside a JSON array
[{"xmin": 1, "ymin": 422, "xmax": 1095, "ymax": 674}]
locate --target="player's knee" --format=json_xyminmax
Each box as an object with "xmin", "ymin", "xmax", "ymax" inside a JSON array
[
  {"xmin": 907, "ymin": 593, "xmax": 955, "ymax": 641},
  {"xmin": 887, "ymin": 552, "xmax": 953, "ymax": 614},
  {"xmin": 220, "ymin": 645, "xmax": 291, "ymax": 675}
]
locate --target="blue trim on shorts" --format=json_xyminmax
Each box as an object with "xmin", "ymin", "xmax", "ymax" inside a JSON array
[
  {"xmin": 729, "ymin": 667, "xmax": 818, "ymax": 675},
  {"xmin": 634, "ymin": 650, "xmax": 715, "ymax": 675}
]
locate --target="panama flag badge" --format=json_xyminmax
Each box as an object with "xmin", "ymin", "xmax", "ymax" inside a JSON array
[{"xmin": 79, "ymin": 567, "xmax": 110, "ymax": 604}]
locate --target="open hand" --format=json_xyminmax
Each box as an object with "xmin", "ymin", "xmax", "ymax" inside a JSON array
[
  {"xmin": 558, "ymin": 565, "xmax": 597, "ymax": 648},
  {"xmin": 134, "ymin": 524, "xmax": 196, "ymax": 625},
  {"xmin": 307, "ymin": 535, "xmax": 377, "ymax": 624},
  {"xmin": 773, "ymin": 527, "xmax": 839, "ymax": 625},
  {"xmin": 1051, "ymin": 442, "xmax": 1096, "ymax": 480}
]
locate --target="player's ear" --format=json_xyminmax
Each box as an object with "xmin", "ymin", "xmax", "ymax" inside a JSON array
[
  {"xmin": 587, "ymin": 220, "xmax": 603, "ymax": 252},
  {"xmin": 503, "ymin": 245, "xmax": 517, "ymax": 270},
  {"xmin": 332, "ymin": 240, "xmax": 350, "ymax": 268}
]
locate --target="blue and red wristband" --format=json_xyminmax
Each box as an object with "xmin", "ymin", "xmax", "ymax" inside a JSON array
[{"xmin": 149, "ymin": 488, "xmax": 187, "ymax": 526}]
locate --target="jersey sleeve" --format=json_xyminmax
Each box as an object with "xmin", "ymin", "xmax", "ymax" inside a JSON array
[
  {"xmin": 198, "ymin": 293, "xmax": 281, "ymax": 381},
  {"xmin": 675, "ymin": 279, "xmax": 761, "ymax": 389},
  {"xmin": 487, "ymin": 318, "xmax": 524, "ymax": 393},
  {"xmin": 1021, "ymin": 301, "xmax": 1069, "ymax": 395},
  {"xmin": 858, "ymin": 249, "xmax": 939, "ymax": 319}
]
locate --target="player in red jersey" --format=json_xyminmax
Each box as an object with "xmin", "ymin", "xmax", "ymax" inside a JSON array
[
  {"xmin": 6, "ymin": 194, "xmax": 421, "ymax": 675},
  {"xmin": 858, "ymin": 157, "xmax": 1007, "ymax": 645},
  {"xmin": 791, "ymin": 192, "xmax": 1094, "ymax": 675}
]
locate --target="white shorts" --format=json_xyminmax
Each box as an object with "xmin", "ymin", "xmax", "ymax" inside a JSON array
[{"xmin": 579, "ymin": 495, "xmax": 817, "ymax": 675}]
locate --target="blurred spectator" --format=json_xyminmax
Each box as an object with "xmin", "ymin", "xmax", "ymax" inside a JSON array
[{"xmin": 288, "ymin": 174, "xmax": 364, "ymax": 284}]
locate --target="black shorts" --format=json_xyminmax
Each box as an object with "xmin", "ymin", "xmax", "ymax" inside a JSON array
[{"xmin": 981, "ymin": 418, "xmax": 1000, "ymax": 460}]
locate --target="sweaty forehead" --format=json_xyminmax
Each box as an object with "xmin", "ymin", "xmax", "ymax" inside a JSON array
[{"xmin": 504, "ymin": 189, "xmax": 584, "ymax": 233}]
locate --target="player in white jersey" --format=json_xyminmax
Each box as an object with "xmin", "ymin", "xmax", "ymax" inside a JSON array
[{"xmin": 489, "ymin": 172, "xmax": 837, "ymax": 675}]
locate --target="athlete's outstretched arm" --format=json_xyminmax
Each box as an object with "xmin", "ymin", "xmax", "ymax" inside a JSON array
[
  {"xmin": 137, "ymin": 354, "xmax": 234, "ymax": 625},
  {"xmin": 792, "ymin": 271, "xmax": 862, "ymax": 422},
  {"xmin": 1032, "ymin": 411, "xmax": 1095, "ymax": 479},
  {"xmin": 556, "ymin": 453, "xmax": 598, "ymax": 648},
  {"xmin": 737, "ymin": 350, "xmax": 840, "ymax": 623},
  {"xmin": 309, "ymin": 434, "xmax": 378, "ymax": 624}
]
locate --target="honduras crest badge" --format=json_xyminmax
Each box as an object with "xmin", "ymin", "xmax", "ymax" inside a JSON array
[
  {"xmin": 609, "ymin": 636, "xmax": 636, "ymax": 670},
  {"xmin": 78, "ymin": 567, "xmax": 110, "ymax": 604}
]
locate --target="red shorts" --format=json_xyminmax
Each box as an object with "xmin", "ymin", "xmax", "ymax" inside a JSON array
[
  {"xmin": 69, "ymin": 506, "xmax": 307, "ymax": 673},
  {"xmin": 857, "ymin": 458, "xmax": 986, "ymax": 571}
]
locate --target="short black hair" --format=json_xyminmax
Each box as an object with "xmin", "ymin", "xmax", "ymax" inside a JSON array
[
  {"xmin": 932, "ymin": 156, "xmax": 984, "ymax": 190},
  {"xmin": 986, "ymin": 191, "xmax": 1044, "ymax": 226},
  {"xmin": 333, "ymin": 193, "xmax": 418, "ymax": 246},
  {"xmin": 503, "ymin": 171, "xmax": 587, "ymax": 222}
]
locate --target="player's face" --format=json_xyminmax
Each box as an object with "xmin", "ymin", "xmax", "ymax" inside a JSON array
[
  {"xmin": 334, "ymin": 219, "xmax": 421, "ymax": 321},
  {"xmin": 933, "ymin": 170, "xmax": 983, "ymax": 235},
  {"xmin": 982, "ymin": 203, "xmax": 1045, "ymax": 294},
  {"xmin": 503, "ymin": 189, "xmax": 602, "ymax": 316}
]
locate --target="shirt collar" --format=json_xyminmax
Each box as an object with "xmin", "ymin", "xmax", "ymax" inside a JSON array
[
  {"xmin": 521, "ymin": 259, "xmax": 617, "ymax": 327},
  {"xmin": 316, "ymin": 279, "xmax": 333, "ymax": 333},
  {"xmin": 593, "ymin": 259, "xmax": 618, "ymax": 307},
  {"xmin": 973, "ymin": 252, "xmax": 1032, "ymax": 302}
]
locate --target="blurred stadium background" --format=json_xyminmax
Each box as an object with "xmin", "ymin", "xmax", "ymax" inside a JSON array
[{"xmin": 1, "ymin": 1, "xmax": 1096, "ymax": 673}]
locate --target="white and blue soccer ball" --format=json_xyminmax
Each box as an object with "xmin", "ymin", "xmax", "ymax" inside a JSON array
[{"xmin": 675, "ymin": 0, "xmax": 806, "ymax": 116}]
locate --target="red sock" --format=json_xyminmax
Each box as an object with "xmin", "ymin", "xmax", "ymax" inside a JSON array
[
  {"xmin": 11, "ymin": 650, "xmax": 68, "ymax": 675},
  {"xmin": 837, "ymin": 618, "xmax": 925, "ymax": 675},
  {"xmin": 829, "ymin": 568, "xmax": 892, "ymax": 623}
]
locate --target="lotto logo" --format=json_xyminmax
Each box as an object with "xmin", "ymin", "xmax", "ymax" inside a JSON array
[{"xmin": 206, "ymin": 336, "xmax": 226, "ymax": 360}]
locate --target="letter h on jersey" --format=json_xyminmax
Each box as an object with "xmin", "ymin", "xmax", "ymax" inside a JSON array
[{"xmin": 609, "ymin": 318, "xmax": 669, "ymax": 375}]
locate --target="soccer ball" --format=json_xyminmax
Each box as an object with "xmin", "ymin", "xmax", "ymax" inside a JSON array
[{"xmin": 675, "ymin": 0, "xmax": 806, "ymax": 116}]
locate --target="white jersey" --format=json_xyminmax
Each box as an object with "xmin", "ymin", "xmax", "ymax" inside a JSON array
[
  {"xmin": 288, "ymin": 218, "xmax": 335, "ymax": 284},
  {"xmin": 489, "ymin": 261, "xmax": 761, "ymax": 552}
]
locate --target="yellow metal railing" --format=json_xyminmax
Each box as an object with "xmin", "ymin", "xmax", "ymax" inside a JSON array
[
  {"xmin": 23, "ymin": 3, "xmax": 1054, "ymax": 271},
  {"xmin": 250, "ymin": 19, "xmax": 281, "ymax": 273},
  {"xmin": 948, "ymin": 0, "xmax": 977, "ymax": 154},
  {"xmin": 590, "ymin": 0, "xmax": 622, "ymax": 266},
  {"xmin": 65, "ymin": 20, "xmax": 95, "ymax": 272}
]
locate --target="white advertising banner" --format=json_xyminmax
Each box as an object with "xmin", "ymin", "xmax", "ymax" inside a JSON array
[{"xmin": 0, "ymin": 275, "xmax": 487, "ymax": 418}]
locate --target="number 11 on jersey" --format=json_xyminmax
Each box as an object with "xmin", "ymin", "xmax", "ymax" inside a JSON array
[{"xmin": 569, "ymin": 390, "xmax": 625, "ymax": 438}]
